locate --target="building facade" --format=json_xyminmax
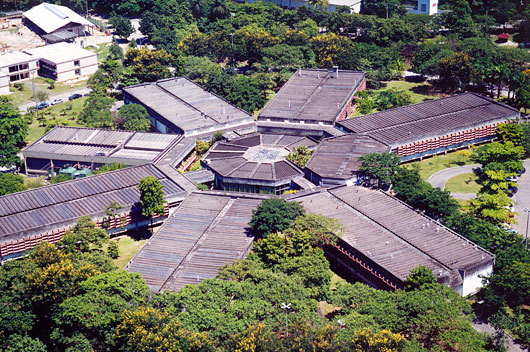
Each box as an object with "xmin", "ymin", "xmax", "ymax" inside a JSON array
[
  {"xmin": 337, "ymin": 93, "xmax": 520, "ymax": 161},
  {"xmin": 0, "ymin": 51, "xmax": 39, "ymax": 90},
  {"xmin": 24, "ymin": 42, "xmax": 97, "ymax": 81}
]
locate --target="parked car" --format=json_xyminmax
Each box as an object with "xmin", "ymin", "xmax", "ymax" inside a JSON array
[
  {"xmin": 36, "ymin": 102, "xmax": 49, "ymax": 109},
  {"xmin": 68, "ymin": 93, "xmax": 82, "ymax": 101},
  {"xmin": 51, "ymin": 98, "xmax": 63, "ymax": 105},
  {"xmin": 506, "ymin": 185, "xmax": 518, "ymax": 197},
  {"xmin": 506, "ymin": 175, "xmax": 518, "ymax": 182}
]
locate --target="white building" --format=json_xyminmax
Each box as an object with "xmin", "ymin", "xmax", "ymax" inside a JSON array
[
  {"xmin": 0, "ymin": 72, "xmax": 10, "ymax": 95},
  {"xmin": 240, "ymin": 0, "xmax": 362, "ymax": 13},
  {"xmin": 23, "ymin": 2, "xmax": 95, "ymax": 37},
  {"xmin": 405, "ymin": 0, "xmax": 438, "ymax": 15},
  {"xmin": 24, "ymin": 42, "xmax": 97, "ymax": 82},
  {"xmin": 0, "ymin": 51, "xmax": 40, "ymax": 92},
  {"xmin": 240, "ymin": 0, "xmax": 437, "ymax": 14}
]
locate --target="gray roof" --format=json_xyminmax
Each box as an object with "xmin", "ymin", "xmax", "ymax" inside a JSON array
[
  {"xmin": 202, "ymin": 134, "xmax": 313, "ymax": 182},
  {"xmin": 127, "ymin": 192, "xmax": 264, "ymax": 293},
  {"xmin": 23, "ymin": 126, "xmax": 186, "ymax": 166},
  {"xmin": 305, "ymin": 134, "xmax": 389, "ymax": 181},
  {"xmin": 259, "ymin": 68, "xmax": 365, "ymax": 123},
  {"xmin": 0, "ymin": 164, "xmax": 186, "ymax": 245},
  {"xmin": 337, "ymin": 93, "xmax": 520, "ymax": 147},
  {"xmin": 123, "ymin": 78, "xmax": 254, "ymax": 136},
  {"xmin": 287, "ymin": 185, "xmax": 494, "ymax": 287}
]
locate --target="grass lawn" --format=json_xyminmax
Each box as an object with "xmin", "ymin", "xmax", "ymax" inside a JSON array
[
  {"xmin": 404, "ymin": 149, "xmax": 475, "ymax": 180},
  {"xmin": 350, "ymin": 80, "xmax": 441, "ymax": 118},
  {"xmin": 87, "ymin": 42, "xmax": 111, "ymax": 61},
  {"xmin": 25, "ymin": 97, "xmax": 87, "ymax": 145},
  {"xmin": 9, "ymin": 77, "xmax": 88, "ymax": 108},
  {"xmin": 23, "ymin": 176, "xmax": 46, "ymax": 189},
  {"xmin": 375, "ymin": 80, "xmax": 438, "ymax": 105},
  {"xmin": 188, "ymin": 159, "xmax": 202, "ymax": 172},
  {"xmin": 110, "ymin": 235, "xmax": 148, "ymax": 269},
  {"xmin": 444, "ymin": 173, "xmax": 481, "ymax": 193}
]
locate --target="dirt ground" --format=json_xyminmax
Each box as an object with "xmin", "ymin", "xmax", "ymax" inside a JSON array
[
  {"xmin": 0, "ymin": 19, "xmax": 111, "ymax": 52},
  {"xmin": 0, "ymin": 22, "xmax": 44, "ymax": 51}
]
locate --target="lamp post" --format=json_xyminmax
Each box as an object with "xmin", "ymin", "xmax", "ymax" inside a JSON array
[
  {"xmin": 281, "ymin": 302, "xmax": 291, "ymax": 337},
  {"xmin": 31, "ymin": 70, "xmax": 39, "ymax": 122},
  {"xmin": 524, "ymin": 208, "xmax": 530, "ymax": 250}
]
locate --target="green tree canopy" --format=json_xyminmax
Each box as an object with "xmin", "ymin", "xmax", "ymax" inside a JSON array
[
  {"xmin": 0, "ymin": 173, "xmax": 26, "ymax": 196},
  {"xmin": 0, "ymin": 96, "xmax": 28, "ymax": 167},
  {"xmin": 109, "ymin": 15, "xmax": 134, "ymax": 39},
  {"xmin": 139, "ymin": 176, "xmax": 166, "ymax": 218},
  {"xmin": 249, "ymin": 198, "xmax": 306, "ymax": 237},
  {"xmin": 117, "ymin": 104, "xmax": 151, "ymax": 131},
  {"xmin": 359, "ymin": 151, "xmax": 401, "ymax": 187}
]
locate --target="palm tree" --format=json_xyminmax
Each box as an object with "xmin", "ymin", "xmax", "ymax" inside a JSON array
[
  {"xmin": 306, "ymin": 0, "xmax": 328, "ymax": 9},
  {"xmin": 211, "ymin": 0, "xmax": 228, "ymax": 19},
  {"xmin": 192, "ymin": 0, "xmax": 203, "ymax": 19}
]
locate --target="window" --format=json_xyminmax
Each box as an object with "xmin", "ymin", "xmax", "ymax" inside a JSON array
[
  {"xmin": 74, "ymin": 60, "xmax": 80, "ymax": 66},
  {"xmin": 75, "ymin": 69, "xmax": 81, "ymax": 75},
  {"xmin": 421, "ymin": 3, "xmax": 427, "ymax": 11}
]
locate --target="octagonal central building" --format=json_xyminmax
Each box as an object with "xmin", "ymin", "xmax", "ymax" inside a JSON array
[{"xmin": 201, "ymin": 134, "xmax": 314, "ymax": 194}]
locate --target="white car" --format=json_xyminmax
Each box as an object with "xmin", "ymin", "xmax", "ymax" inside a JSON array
[{"xmin": 51, "ymin": 98, "xmax": 64, "ymax": 105}]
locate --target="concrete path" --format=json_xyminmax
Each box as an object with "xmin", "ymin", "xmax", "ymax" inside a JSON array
[
  {"xmin": 511, "ymin": 159, "xmax": 530, "ymax": 236},
  {"xmin": 427, "ymin": 164, "xmax": 480, "ymax": 190},
  {"xmin": 18, "ymin": 88, "xmax": 91, "ymax": 113},
  {"xmin": 472, "ymin": 318, "xmax": 527, "ymax": 352}
]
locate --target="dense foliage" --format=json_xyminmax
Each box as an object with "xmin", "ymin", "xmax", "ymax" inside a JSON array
[{"xmin": 0, "ymin": 97, "xmax": 28, "ymax": 167}]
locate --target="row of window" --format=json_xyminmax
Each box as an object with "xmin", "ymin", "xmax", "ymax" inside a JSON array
[
  {"xmin": 219, "ymin": 180, "xmax": 292, "ymax": 195},
  {"xmin": 8, "ymin": 63, "xmax": 29, "ymax": 73}
]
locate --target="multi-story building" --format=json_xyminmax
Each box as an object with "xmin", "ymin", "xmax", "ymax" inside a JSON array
[
  {"xmin": 24, "ymin": 42, "xmax": 97, "ymax": 81},
  {"xmin": 0, "ymin": 50, "xmax": 39, "ymax": 92}
]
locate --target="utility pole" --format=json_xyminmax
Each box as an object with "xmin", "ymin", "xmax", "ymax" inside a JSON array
[
  {"xmin": 524, "ymin": 208, "xmax": 530, "ymax": 250},
  {"xmin": 31, "ymin": 71, "xmax": 39, "ymax": 122},
  {"xmin": 281, "ymin": 302, "xmax": 291, "ymax": 337},
  {"xmin": 230, "ymin": 33, "xmax": 234, "ymax": 68}
]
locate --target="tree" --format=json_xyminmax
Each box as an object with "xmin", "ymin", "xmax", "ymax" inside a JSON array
[
  {"xmin": 53, "ymin": 271, "xmax": 150, "ymax": 350},
  {"xmin": 496, "ymin": 122, "xmax": 524, "ymax": 146},
  {"xmin": 107, "ymin": 241, "xmax": 119, "ymax": 259},
  {"xmin": 109, "ymin": 15, "xmax": 134, "ymax": 39},
  {"xmin": 376, "ymin": 89, "xmax": 413, "ymax": 110},
  {"xmin": 124, "ymin": 47, "xmax": 179, "ymax": 82},
  {"xmin": 470, "ymin": 191, "xmax": 512, "ymax": 225},
  {"xmin": 403, "ymin": 266, "xmax": 438, "ymax": 291},
  {"xmin": 249, "ymin": 198, "xmax": 306, "ymax": 237},
  {"xmin": 117, "ymin": 104, "xmax": 151, "ymax": 131},
  {"xmin": 471, "ymin": 141, "xmax": 524, "ymax": 169},
  {"xmin": 0, "ymin": 173, "xmax": 25, "ymax": 196},
  {"xmin": 115, "ymin": 307, "xmax": 213, "ymax": 352},
  {"xmin": 362, "ymin": 0, "xmax": 406, "ymax": 18},
  {"xmin": 78, "ymin": 87, "xmax": 114, "ymax": 128},
  {"xmin": 359, "ymin": 152, "xmax": 401, "ymax": 187},
  {"xmin": 351, "ymin": 328, "xmax": 406, "ymax": 352},
  {"xmin": 286, "ymin": 146, "xmax": 313, "ymax": 168},
  {"xmin": 34, "ymin": 90, "xmax": 49, "ymax": 104},
  {"xmin": 392, "ymin": 167, "xmax": 459, "ymax": 220},
  {"xmin": 139, "ymin": 176, "xmax": 165, "ymax": 219},
  {"xmin": 59, "ymin": 216, "xmax": 109, "ymax": 252},
  {"xmin": 438, "ymin": 52, "xmax": 474, "ymax": 92},
  {"xmin": 0, "ymin": 96, "xmax": 28, "ymax": 167}
]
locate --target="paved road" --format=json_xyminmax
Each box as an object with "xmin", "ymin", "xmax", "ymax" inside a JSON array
[
  {"xmin": 472, "ymin": 318, "xmax": 526, "ymax": 352},
  {"xmin": 18, "ymin": 88, "xmax": 91, "ymax": 112},
  {"xmin": 511, "ymin": 159, "xmax": 530, "ymax": 236},
  {"xmin": 427, "ymin": 164, "xmax": 480, "ymax": 190}
]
